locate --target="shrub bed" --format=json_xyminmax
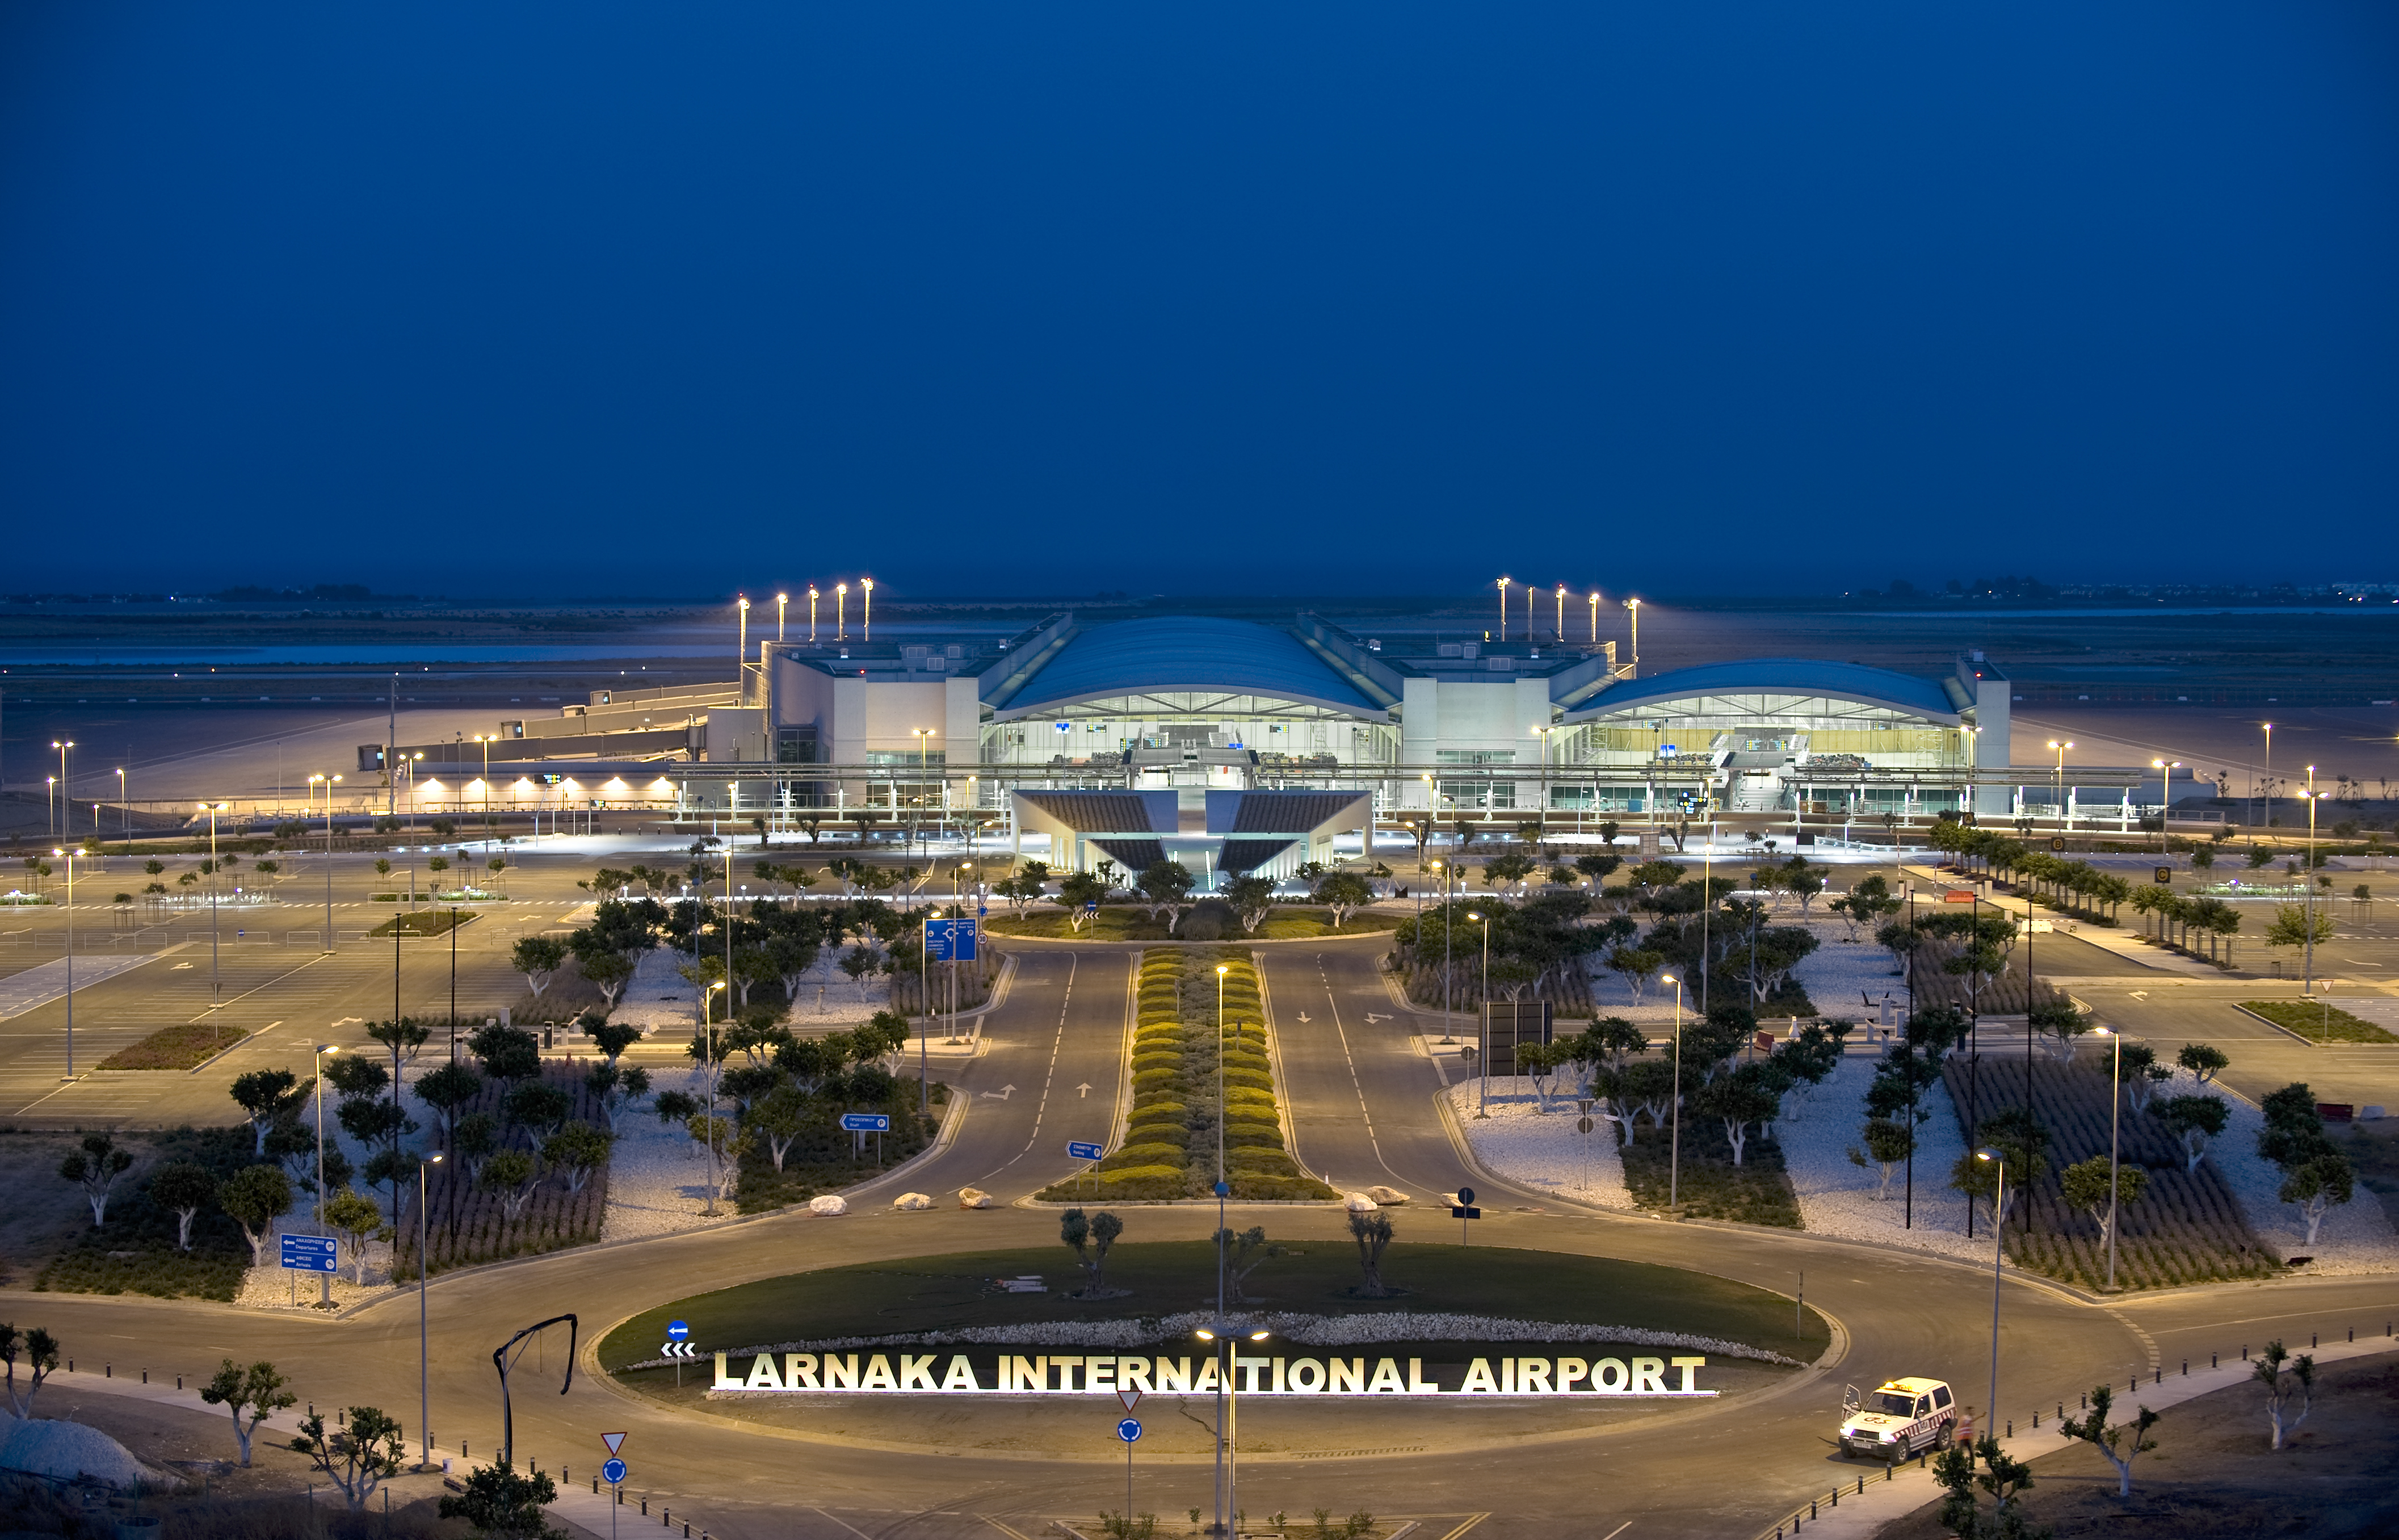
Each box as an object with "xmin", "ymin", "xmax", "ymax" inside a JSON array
[
  {"xmin": 2238, "ymin": 999, "xmax": 2398, "ymax": 1045},
  {"xmin": 399, "ymin": 1060, "xmax": 612, "ymax": 1273},
  {"xmin": 1037, "ymin": 947, "xmax": 1336, "ymax": 1202},
  {"xmin": 94, "ymin": 1021, "xmax": 250, "ymax": 1071},
  {"xmin": 1944, "ymin": 1052, "xmax": 2279, "ymax": 1289},
  {"xmin": 35, "ymin": 1126, "xmax": 258, "ymax": 1300}
]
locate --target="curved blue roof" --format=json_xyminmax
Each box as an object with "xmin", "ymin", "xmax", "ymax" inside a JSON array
[
  {"xmin": 1565, "ymin": 658, "xmax": 1959, "ymax": 722},
  {"xmin": 992, "ymin": 616, "xmax": 1382, "ymax": 717}
]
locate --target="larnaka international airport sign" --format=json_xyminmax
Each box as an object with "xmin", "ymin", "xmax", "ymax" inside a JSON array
[{"xmin": 707, "ymin": 1348, "xmax": 1715, "ymax": 1398}]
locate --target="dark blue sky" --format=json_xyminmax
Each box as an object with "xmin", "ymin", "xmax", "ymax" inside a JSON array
[{"xmin": 3, "ymin": 4, "xmax": 2393, "ymax": 601}]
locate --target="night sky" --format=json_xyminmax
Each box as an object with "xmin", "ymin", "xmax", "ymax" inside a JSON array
[{"xmin": 3, "ymin": 5, "xmax": 2393, "ymax": 601}]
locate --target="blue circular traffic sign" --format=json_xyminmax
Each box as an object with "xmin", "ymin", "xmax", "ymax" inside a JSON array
[
  {"xmin": 1117, "ymin": 1419, "xmax": 1142, "ymax": 1444},
  {"xmin": 666, "ymin": 1319, "xmax": 690, "ymax": 1342},
  {"xmin": 602, "ymin": 1458, "xmax": 627, "ymax": 1485}
]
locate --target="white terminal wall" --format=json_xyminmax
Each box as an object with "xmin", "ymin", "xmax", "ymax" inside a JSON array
[{"xmin": 767, "ymin": 655, "xmax": 979, "ymax": 766}]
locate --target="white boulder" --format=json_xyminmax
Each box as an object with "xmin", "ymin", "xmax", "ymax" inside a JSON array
[
  {"xmin": 1343, "ymin": 1192, "xmax": 1379, "ymax": 1213},
  {"xmin": 1367, "ymin": 1185, "xmax": 1410, "ymax": 1205},
  {"xmin": 808, "ymin": 1194, "xmax": 848, "ymax": 1216},
  {"xmin": 957, "ymin": 1187, "xmax": 994, "ymax": 1209},
  {"xmin": 892, "ymin": 1192, "xmax": 934, "ymax": 1211}
]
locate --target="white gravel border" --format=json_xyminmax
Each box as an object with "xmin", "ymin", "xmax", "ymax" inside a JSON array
[
  {"xmin": 1780, "ymin": 1051, "xmax": 1982, "ymax": 1263},
  {"xmin": 2173, "ymin": 1068, "xmax": 2399, "ymax": 1274},
  {"xmin": 602, "ymin": 1061, "xmax": 742, "ymax": 1243},
  {"xmin": 1443, "ymin": 1078, "xmax": 1634, "ymax": 1210}
]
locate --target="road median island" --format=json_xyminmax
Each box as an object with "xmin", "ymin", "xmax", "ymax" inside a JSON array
[
  {"xmin": 1038, "ymin": 948, "xmax": 1335, "ymax": 1202},
  {"xmin": 596, "ymin": 1239, "xmax": 1828, "ymax": 1458}
]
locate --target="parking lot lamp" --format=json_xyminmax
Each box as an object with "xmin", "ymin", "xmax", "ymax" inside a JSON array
[
  {"xmin": 2304, "ymin": 777, "xmax": 2324, "ymax": 993},
  {"xmin": 1195, "ymin": 1322, "xmax": 1271, "ymax": 1535},
  {"xmin": 1467, "ymin": 911, "xmax": 1490, "ymax": 1115},
  {"xmin": 313, "ymin": 1043, "xmax": 341, "ymax": 1306},
  {"xmin": 2093, "ymin": 1025, "xmax": 2123, "ymax": 1290},
  {"xmin": 2151, "ymin": 760, "xmax": 2180, "ymax": 853},
  {"xmin": 1587, "ymin": 590, "xmax": 1600, "ymax": 645},
  {"xmin": 737, "ymin": 595, "xmax": 749, "ymax": 675},
  {"xmin": 2259, "ymin": 722, "xmax": 2272, "ymax": 828},
  {"xmin": 2047, "ymin": 741, "xmax": 2074, "ymax": 835},
  {"xmin": 52, "ymin": 847, "xmax": 77, "ymax": 1078},
  {"xmin": 1495, "ymin": 577, "xmax": 1509, "ymax": 641},
  {"xmin": 835, "ymin": 583, "xmax": 848, "ymax": 640},
  {"xmin": 417, "ymin": 1152, "xmax": 442, "ymax": 1468},
  {"xmin": 115, "ymin": 767, "xmax": 125, "ymax": 844},
  {"xmin": 199, "ymin": 801, "xmax": 226, "ymax": 1008},
  {"xmin": 1623, "ymin": 598, "xmax": 1641, "ymax": 675},
  {"xmin": 1974, "ymin": 1147, "xmax": 2006, "ymax": 1431},
  {"xmin": 1661, "ymin": 973, "xmax": 1685, "ymax": 1211}
]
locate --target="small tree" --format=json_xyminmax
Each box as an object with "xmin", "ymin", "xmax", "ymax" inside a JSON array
[
  {"xmin": 1696, "ymin": 1067, "xmax": 1782, "ymax": 1166},
  {"xmin": 542, "ymin": 1123, "xmax": 612, "ymax": 1194},
  {"xmin": 1311, "ymin": 870, "xmax": 1373, "ymax": 929},
  {"xmin": 1607, "ymin": 946, "xmax": 1662, "ymax": 1005},
  {"xmin": 2279, "ymin": 1154, "xmax": 2354, "ymax": 1246},
  {"xmin": 0, "ymin": 1324, "xmax": 61, "ymax": 1416},
  {"xmin": 290, "ymin": 1406, "xmax": 406, "ymax": 1511},
  {"xmin": 585, "ymin": 1061, "xmax": 653, "ymax": 1132},
  {"xmin": 1847, "ymin": 1118, "xmax": 1915, "ymax": 1201},
  {"xmin": 413, "ymin": 1060, "xmax": 484, "ymax": 1141},
  {"xmin": 455, "ymin": 1112, "xmax": 502, "ymax": 1181},
  {"xmin": 2155, "ymin": 1095, "xmax": 2229, "ymax": 1173},
  {"xmin": 1136, "ymin": 859, "xmax": 1197, "ymax": 933},
  {"xmin": 150, "ymin": 1162, "xmax": 218, "ymax": 1250},
  {"xmin": 2253, "ymin": 1339, "xmax": 2316, "ymax": 1450},
  {"xmin": 323, "ymin": 1188, "xmax": 388, "ymax": 1285},
  {"xmin": 220, "ymin": 1163, "xmax": 293, "ymax": 1264},
  {"xmin": 2176, "ymin": 1041, "xmax": 2229, "ymax": 1084},
  {"xmin": 745, "ymin": 1082, "xmax": 812, "ymax": 1172},
  {"xmin": 1058, "ymin": 870, "xmax": 1110, "ymax": 931},
  {"xmin": 1346, "ymin": 1210, "xmax": 1394, "ymax": 1298},
  {"xmin": 587, "ymin": 1018, "xmax": 644, "ymax": 1064},
  {"xmin": 505, "ymin": 1081, "xmax": 573, "ymax": 1138},
  {"xmin": 511, "ymin": 935, "xmax": 568, "ymax": 999},
  {"xmin": 581, "ymin": 948, "xmax": 636, "ymax": 1010},
  {"xmin": 2026, "ymin": 999, "xmax": 2093, "ymax": 1064},
  {"xmin": 2057, "ymin": 1382, "xmax": 2159, "ymax": 1497},
  {"xmin": 2116, "ymin": 1043, "xmax": 2171, "ymax": 1114},
  {"xmin": 1515, "ymin": 1040, "xmax": 1564, "ymax": 1113},
  {"xmin": 1212, "ymin": 1226, "xmax": 1288, "ymax": 1304},
  {"xmin": 1222, "ymin": 874, "xmax": 1277, "ymax": 935},
  {"xmin": 200, "ymin": 1358, "xmax": 295, "ymax": 1466},
  {"xmin": 58, "ymin": 1133, "xmax": 136, "ymax": 1226},
  {"xmin": 481, "ymin": 1151, "xmax": 542, "ymax": 1221},
  {"xmin": 1061, "ymin": 1207, "xmax": 1125, "ymax": 1295},
  {"xmin": 230, "ymin": 1067, "xmax": 306, "ymax": 1154},
  {"xmin": 439, "ymin": 1461, "xmax": 568, "ymax": 1540},
  {"xmin": 2059, "ymin": 1157, "xmax": 2147, "ymax": 1253},
  {"xmin": 1931, "ymin": 1431, "xmax": 2041, "ymax": 1538}
]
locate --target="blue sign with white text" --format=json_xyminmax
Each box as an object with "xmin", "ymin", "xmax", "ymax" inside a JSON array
[
  {"xmin": 924, "ymin": 916, "xmax": 978, "ymax": 962},
  {"xmin": 279, "ymin": 1234, "xmax": 338, "ymax": 1273},
  {"xmin": 1067, "ymin": 1141, "xmax": 1104, "ymax": 1161},
  {"xmin": 841, "ymin": 1112, "xmax": 892, "ymax": 1133}
]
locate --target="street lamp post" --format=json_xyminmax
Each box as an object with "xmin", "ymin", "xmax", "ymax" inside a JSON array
[
  {"xmin": 808, "ymin": 585, "xmax": 821, "ymax": 643},
  {"xmin": 115, "ymin": 767, "xmax": 126, "ymax": 845},
  {"xmin": 737, "ymin": 595, "xmax": 749, "ymax": 677},
  {"xmin": 52, "ymin": 739, "xmax": 75, "ymax": 838},
  {"xmin": 2047, "ymin": 740, "xmax": 2074, "ymax": 836},
  {"xmin": 1661, "ymin": 973, "xmax": 1686, "ymax": 1211},
  {"xmin": 2094, "ymin": 1026, "xmax": 2123, "ymax": 1290},
  {"xmin": 200, "ymin": 801, "xmax": 225, "ymax": 1008},
  {"xmin": 311, "ymin": 773, "xmax": 342, "ymax": 953},
  {"xmin": 835, "ymin": 583, "xmax": 848, "ymax": 640},
  {"xmin": 313, "ymin": 1043, "xmax": 341, "ymax": 1306},
  {"xmin": 1973, "ymin": 1147, "xmax": 2007, "ymax": 1430},
  {"xmin": 2304, "ymin": 775, "xmax": 2323, "ymax": 993},
  {"xmin": 2259, "ymin": 721, "xmax": 2274, "ymax": 830},
  {"xmin": 776, "ymin": 591, "xmax": 788, "ymax": 643},
  {"xmin": 1623, "ymin": 598, "xmax": 1641, "ymax": 675},
  {"xmin": 1495, "ymin": 577, "xmax": 1510, "ymax": 642},
  {"xmin": 1587, "ymin": 590, "xmax": 1600, "ymax": 646},
  {"xmin": 1553, "ymin": 583, "xmax": 1565, "ymax": 643},
  {"xmin": 417, "ymin": 1151, "xmax": 443, "ymax": 1469},
  {"xmin": 2151, "ymin": 760, "xmax": 2180, "ymax": 853},
  {"xmin": 53, "ymin": 847, "xmax": 78, "ymax": 1078},
  {"xmin": 1195, "ymin": 1320, "xmax": 1271, "ymax": 1535},
  {"xmin": 860, "ymin": 577, "xmax": 873, "ymax": 641},
  {"xmin": 1467, "ymin": 911, "xmax": 1490, "ymax": 1116}
]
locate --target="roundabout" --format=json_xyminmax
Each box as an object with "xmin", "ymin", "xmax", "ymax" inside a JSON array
[{"xmin": 595, "ymin": 1239, "xmax": 1831, "ymax": 1460}]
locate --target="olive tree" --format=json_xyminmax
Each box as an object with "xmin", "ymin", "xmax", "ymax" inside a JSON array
[
  {"xmin": 2058, "ymin": 1382, "xmax": 2159, "ymax": 1496},
  {"xmin": 290, "ymin": 1406, "xmax": 406, "ymax": 1510},
  {"xmin": 200, "ymin": 1358, "xmax": 295, "ymax": 1466},
  {"xmin": 2253, "ymin": 1339, "xmax": 2316, "ymax": 1450},
  {"xmin": 1061, "ymin": 1206, "xmax": 1125, "ymax": 1295}
]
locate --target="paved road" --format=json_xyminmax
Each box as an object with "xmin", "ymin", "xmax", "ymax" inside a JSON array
[{"xmin": 11, "ymin": 904, "xmax": 2399, "ymax": 1536}]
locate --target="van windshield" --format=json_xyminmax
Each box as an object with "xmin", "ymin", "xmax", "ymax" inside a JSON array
[{"xmin": 1871, "ymin": 1392, "xmax": 1917, "ymax": 1416}]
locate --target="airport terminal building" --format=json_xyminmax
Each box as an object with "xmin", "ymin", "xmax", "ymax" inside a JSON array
[{"xmin": 369, "ymin": 612, "xmax": 2157, "ymax": 868}]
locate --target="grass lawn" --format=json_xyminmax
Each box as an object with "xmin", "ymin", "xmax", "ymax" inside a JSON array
[
  {"xmin": 986, "ymin": 906, "xmax": 1401, "ymax": 942},
  {"xmin": 94, "ymin": 1020, "xmax": 250, "ymax": 1071},
  {"xmin": 596, "ymin": 1239, "xmax": 1827, "ymax": 1369},
  {"xmin": 2239, "ymin": 999, "xmax": 2399, "ymax": 1044}
]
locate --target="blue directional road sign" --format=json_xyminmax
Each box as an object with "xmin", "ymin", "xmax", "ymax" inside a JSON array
[
  {"xmin": 925, "ymin": 917, "xmax": 978, "ymax": 962},
  {"xmin": 601, "ymin": 1458, "xmax": 627, "ymax": 1486},
  {"xmin": 666, "ymin": 1320, "xmax": 690, "ymax": 1342},
  {"xmin": 279, "ymin": 1235, "xmax": 338, "ymax": 1273},
  {"xmin": 1067, "ymin": 1141, "xmax": 1104, "ymax": 1162},
  {"xmin": 841, "ymin": 1112, "xmax": 893, "ymax": 1133},
  {"xmin": 1117, "ymin": 1419, "xmax": 1142, "ymax": 1444}
]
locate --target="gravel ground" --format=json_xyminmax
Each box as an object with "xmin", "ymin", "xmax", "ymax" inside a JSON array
[
  {"xmin": 602, "ymin": 1061, "xmax": 741, "ymax": 1243},
  {"xmin": 1444, "ymin": 1078, "xmax": 1635, "ymax": 1209},
  {"xmin": 1780, "ymin": 1051, "xmax": 1984, "ymax": 1262},
  {"xmin": 2185, "ymin": 1069, "xmax": 2399, "ymax": 1274}
]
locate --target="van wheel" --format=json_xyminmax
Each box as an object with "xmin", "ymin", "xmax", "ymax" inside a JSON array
[{"xmin": 1887, "ymin": 1436, "xmax": 1912, "ymax": 1464}]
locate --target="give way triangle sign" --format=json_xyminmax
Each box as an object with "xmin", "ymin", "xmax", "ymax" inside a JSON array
[{"xmin": 600, "ymin": 1432, "xmax": 627, "ymax": 1457}]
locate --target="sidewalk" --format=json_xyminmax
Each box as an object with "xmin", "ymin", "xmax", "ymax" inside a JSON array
[
  {"xmin": 1901, "ymin": 865, "xmax": 2224, "ymax": 980},
  {"xmin": 1755, "ymin": 1333, "xmax": 2399, "ymax": 1539}
]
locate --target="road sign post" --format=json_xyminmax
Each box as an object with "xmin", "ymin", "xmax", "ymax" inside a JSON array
[
  {"xmin": 842, "ymin": 1110, "xmax": 892, "ymax": 1165},
  {"xmin": 599, "ymin": 1447, "xmax": 626, "ymax": 1540},
  {"xmin": 1116, "ymin": 1414, "xmax": 1142, "ymax": 1515},
  {"xmin": 1450, "ymin": 1185, "xmax": 1481, "ymax": 1245}
]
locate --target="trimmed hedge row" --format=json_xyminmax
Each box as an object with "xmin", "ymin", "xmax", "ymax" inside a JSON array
[{"xmin": 1040, "ymin": 946, "xmax": 1337, "ymax": 1202}]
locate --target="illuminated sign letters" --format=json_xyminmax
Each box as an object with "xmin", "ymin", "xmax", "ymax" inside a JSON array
[{"xmin": 708, "ymin": 1349, "xmax": 1712, "ymax": 1398}]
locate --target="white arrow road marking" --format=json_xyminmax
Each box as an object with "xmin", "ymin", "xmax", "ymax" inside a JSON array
[
  {"xmin": 2128, "ymin": 990, "xmax": 2149, "ymax": 1000},
  {"xmin": 981, "ymin": 1085, "xmax": 1016, "ymax": 1100},
  {"xmin": 1364, "ymin": 1012, "xmax": 1392, "ymax": 1023},
  {"xmin": 1077, "ymin": 1082, "xmax": 1093, "ymax": 1096},
  {"xmin": 1295, "ymin": 1011, "xmax": 1312, "ymax": 1023}
]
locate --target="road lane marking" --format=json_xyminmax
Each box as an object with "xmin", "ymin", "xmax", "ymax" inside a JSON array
[
  {"xmin": 812, "ymin": 1508, "xmax": 879, "ymax": 1540},
  {"xmin": 1306, "ymin": 957, "xmax": 1408, "ymax": 1189},
  {"xmin": 967, "ymin": 954, "xmax": 1078, "ymax": 1188},
  {"xmin": 1436, "ymin": 1514, "xmax": 1490, "ymax": 1540}
]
